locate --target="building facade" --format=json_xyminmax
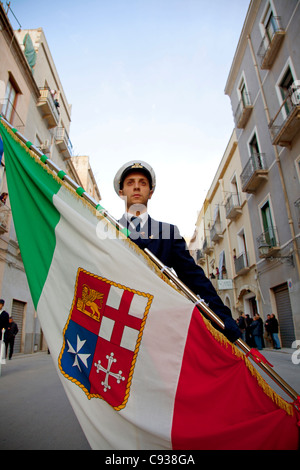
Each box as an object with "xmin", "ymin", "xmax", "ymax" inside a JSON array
[
  {"xmin": 190, "ymin": 131, "xmax": 262, "ymax": 324},
  {"xmin": 72, "ymin": 155, "xmax": 101, "ymax": 202},
  {"xmin": 0, "ymin": 4, "xmax": 101, "ymax": 354},
  {"xmin": 224, "ymin": 0, "xmax": 300, "ymax": 347}
]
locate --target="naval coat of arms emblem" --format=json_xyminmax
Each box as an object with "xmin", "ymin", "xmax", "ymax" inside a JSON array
[{"xmin": 58, "ymin": 268, "xmax": 153, "ymax": 410}]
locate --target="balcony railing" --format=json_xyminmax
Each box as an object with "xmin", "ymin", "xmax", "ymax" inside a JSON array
[
  {"xmin": 234, "ymin": 252, "xmax": 249, "ymax": 275},
  {"xmin": 257, "ymin": 17, "xmax": 285, "ymax": 69},
  {"xmin": 225, "ymin": 193, "xmax": 242, "ymax": 220},
  {"xmin": 241, "ymin": 153, "xmax": 268, "ymax": 193},
  {"xmin": 56, "ymin": 127, "xmax": 73, "ymax": 159},
  {"xmin": 210, "ymin": 222, "xmax": 223, "ymax": 243},
  {"xmin": 234, "ymin": 92, "xmax": 253, "ymax": 129},
  {"xmin": 257, "ymin": 226, "xmax": 280, "ymax": 258},
  {"xmin": 202, "ymin": 237, "xmax": 213, "ymax": 255},
  {"xmin": 196, "ymin": 249, "xmax": 205, "ymax": 265},
  {"xmin": 37, "ymin": 87, "xmax": 60, "ymax": 129},
  {"xmin": 269, "ymin": 87, "xmax": 300, "ymax": 147}
]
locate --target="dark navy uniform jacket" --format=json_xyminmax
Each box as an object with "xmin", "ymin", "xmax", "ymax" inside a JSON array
[{"xmin": 120, "ymin": 215, "xmax": 241, "ymax": 342}]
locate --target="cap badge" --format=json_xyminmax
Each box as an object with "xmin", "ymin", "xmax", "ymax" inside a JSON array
[{"xmin": 131, "ymin": 163, "xmax": 143, "ymax": 169}]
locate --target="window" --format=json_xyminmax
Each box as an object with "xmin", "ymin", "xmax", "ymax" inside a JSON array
[
  {"xmin": 218, "ymin": 251, "xmax": 227, "ymax": 280},
  {"xmin": 264, "ymin": 5, "xmax": 278, "ymax": 42},
  {"xmin": 230, "ymin": 174, "xmax": 241, "ymax": 206},
  {"xmin": 258, "ymin": 2, "xmax": 284, "ymax": 69},
  {"xmin": 1, "ymin": 80, "xmax": 18, "ymax": 123},
  {"xmin": 249, "ymin": 134, "xmax": 260, "ymax": 155},
  {"xmin": 237, "ymin": 230, "xmax": 247, "ymax": 257},
  {"xmin": 261, "ymin": 201, "xmax": 276, "ymax": 247},
  {"xmin": 239, "ymin": 78, "xmax": 250, "ymax": 107},
  {"xmin": 237, "ymin": 228, "xmax": 249, "ymax": 269},
  {"xmin": 279, "ymin": 66, "xmax": 294, "ymax": 115},
  {"xmin": 1, "ymin": 74, "xmax": 22, "ymax": 124},
  {"xmin": 249, "ymin": 133, "xmax": 263, "ymax": 169}
]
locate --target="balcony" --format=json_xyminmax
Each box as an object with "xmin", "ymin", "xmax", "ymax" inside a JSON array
[
  {"xmin": 56, "ymin": 127, "xmax": 73, "ymax": 160},
  {"xmin": 257, "ymin": 17, "xmax": 285, "ymax": 70},
  {"xmin": 210, "ymin": 222, "xmax": 223, "ymax": 243},
  {"xmin": 257, "ymin": 226, "xmax": 280, "ymax": 259},
  {"xmin": 0, "ymin": 202, "xmax": 11, "ymax": 234},
  {"xmin": 37, "ymin": 87, "xmax": 60, "ymax": 129},
  {"xmin": 196, "ymin": 249, "xmax": 205, "ymax": 265},
  {"xmin": 234, "ymin": 252, "xmax": 250, "ymax": 276},
  {"xmin": 269, "ymin": 89, "xmax": 300, "ymax": 147},
  {"xmin": 234, "ymin": 92, "xmax": 253, "ymax": 129},
  {"xmin": 225, "ymin": 193, "xmax": 242, "ymax": 221},
  {"xmin": 202, "ymin": 237, "xmax": 213, "ymax": 255},
  {"xmin": 241, "ymin": 153, "xmax": 268, "ymax": 193}
]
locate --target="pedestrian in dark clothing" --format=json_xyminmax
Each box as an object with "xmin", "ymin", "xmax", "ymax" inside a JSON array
[
  {"xmin": 269, "ymin": 314, "xmax": 281, "ymax": 349},
  {"xmin": 4, "ymin": 317, "xmax": 18, "ymax": 359},
  {"xmin": 0, "ymin": 299, "xmax": 9, "ymax": 340},
  {"xmin": 245, "ymin": 314, "xmax": 254, "ymax": 346},
  {"xmin": 237, "ymin": 313, "xmax": 246, "ymax": 342},
  {"xmin": 250, "ymin": 314, "xmax": 264, "ymax": 350},
  {"xmin": 264, "ymin": 314, "xmax": 273, "ymax": 348}
]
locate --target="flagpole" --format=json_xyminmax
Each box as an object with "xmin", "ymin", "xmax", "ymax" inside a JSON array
[
  {"xmin": 144, "ymin": 248, "xmax": 299, "ymax": 404},
  {"xmin": 1, "ymin": 116, "xmax": 299, "ymax": 404},
  {"xmin": 0, "ymin": 117, "xmax": 129, "ymax": 237}
]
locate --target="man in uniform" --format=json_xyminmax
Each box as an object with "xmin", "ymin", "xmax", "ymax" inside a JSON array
[{"xmin": 114, "ymin": 160, "xmax": 241, "ymax": 343}]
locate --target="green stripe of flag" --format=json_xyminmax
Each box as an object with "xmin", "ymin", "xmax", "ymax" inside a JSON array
[{"xmin": 0, "ymin": 119, "xmax": 62, "ymax": 308}]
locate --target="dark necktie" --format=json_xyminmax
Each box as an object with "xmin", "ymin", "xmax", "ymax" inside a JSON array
[{"xmin": 130, "ymin": 216, "xmax": 141, "ymax": 232}]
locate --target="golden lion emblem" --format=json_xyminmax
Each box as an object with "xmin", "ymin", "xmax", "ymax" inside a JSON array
[{"xmin": 76, "ymin": 284, "xmax": 104, "ymax": 322}]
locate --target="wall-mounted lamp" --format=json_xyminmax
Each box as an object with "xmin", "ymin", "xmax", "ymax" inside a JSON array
[
  {"xmin": 258, "ymin": 241, "xmax": 270, "ymax": 258},
  {"xmin": 258, "ymin": 242, "xmax": 294, "ymax": 266}
]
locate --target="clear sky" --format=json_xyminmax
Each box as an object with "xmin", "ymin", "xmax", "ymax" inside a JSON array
[{"xmin": 7, "ymin": 0, "xmax": 250, "ymax": 237}]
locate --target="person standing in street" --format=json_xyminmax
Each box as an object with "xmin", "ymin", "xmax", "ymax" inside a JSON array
[
  {"xmin": 0, "ymin": 299, "xmax": 9, "ymax": 341},
  {"xmin": 264, "ymin": 314, "xmax": 273, "ymax": 348},
  {"xmin": 250, "ymin": 314, "xmax": 264, "ymax": 350},
  {"xmin": 4, "ymin": 317, "xmax": 18, "ymax": 359},
  {"xmin": 269, "ymin": 313, "xmax": 281, "ymax": 350},
  {"xmin": 237, "ymin": 313, "xmax": 246, "ymax": 342}
]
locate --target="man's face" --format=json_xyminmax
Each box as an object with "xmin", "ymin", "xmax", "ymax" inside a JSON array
[{"xmin": 119, "ymin": 171, "xmax": 153, "ymax": 213}]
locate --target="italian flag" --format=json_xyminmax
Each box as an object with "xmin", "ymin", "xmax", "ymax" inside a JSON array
[{"xmin": 1, "ymin": 118, "xmax": 299, "ymax": 450}]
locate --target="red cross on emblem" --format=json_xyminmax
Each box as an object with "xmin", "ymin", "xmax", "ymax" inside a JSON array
[{"xmin": 60, "ymin": 268, "xmax": 153, "ymax": 410}]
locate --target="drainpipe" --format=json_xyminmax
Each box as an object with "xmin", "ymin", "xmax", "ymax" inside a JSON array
[{"xmin": 247, "ymin": 34, "xmax": 300, "ymax": 277}]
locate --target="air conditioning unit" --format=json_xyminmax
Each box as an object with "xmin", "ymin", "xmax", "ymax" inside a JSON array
[{"xmin": 40, "ymin": 139, "xmax": 51, "ymax": 153}]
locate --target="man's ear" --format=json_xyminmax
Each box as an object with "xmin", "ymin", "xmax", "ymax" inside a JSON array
[
  {"xmin": 119, "ymin": 189, "xmax": 124, "ymax": 199},
  {"xmin": 148, "ymin": 189, "xmax": 154, "ymax": 200}
]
